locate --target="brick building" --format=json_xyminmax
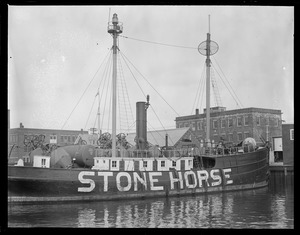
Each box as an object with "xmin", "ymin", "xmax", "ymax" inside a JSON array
[
  {"xmin": 175, "ymin": 107, "xmax": 282, "ymax": 146},
  {"xmin": 8, "ymin": 123, "xmax": 88, "ymax": 161}
]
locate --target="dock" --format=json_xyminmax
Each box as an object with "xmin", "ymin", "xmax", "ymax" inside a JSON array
[{"xmin": 269, "ymin": 162, "xmax": 293, "ymax": 175}]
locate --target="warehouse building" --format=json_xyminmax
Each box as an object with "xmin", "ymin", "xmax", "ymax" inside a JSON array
[
  {"xmin": 175, "ymin": 106, "xmax": 282, "ymax": 146},
  {"xmin": 8, "ymin": 122, "xmax": 88, "ymax": 162}
]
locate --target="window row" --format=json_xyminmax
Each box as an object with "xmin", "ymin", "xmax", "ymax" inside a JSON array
[
  {"xmin": 196, "ymin": 132, "xmax": 252, "ymax": 143},
  {"xmin": 60, "ymin": 135, "xmax": 77, "ymax": 143},
  {"xmin": 212, "ymin": 132, "xmax": 251, "ymax": 142},
  {"xmin": 178, "ymin": 115, "xmax": 279, "ymax": 130}
]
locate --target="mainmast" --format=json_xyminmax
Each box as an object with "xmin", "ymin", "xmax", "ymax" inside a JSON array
[
  {"xmin": 205, "ymin": 20, "xmax": 211, "ymax": 146},
  {"xmin": 108, "ymin": 13, "xmax": 123, "ymax": 157},
  {"xmin": 198, "ymin": 15, "xmax": 219, "ymax": 151}
]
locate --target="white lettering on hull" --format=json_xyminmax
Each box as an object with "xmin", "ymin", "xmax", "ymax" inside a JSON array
[
  {"xmin": 98, "ymin": 172, "xmax": 113, "ymax": 192},
  {"xmin": 133, "ymin": 172, "xmax": 147, "ymax": 191},
  {"xmin": 78, "ymin": 171, "xmax": 95, "ymax": 192},
  {"xmin": 210, "ymin": 169, "xmax": 222, "ymax": 186},
  {"xmin": 116, "ymin": 172, "xmax": 131, "ymax": 191},
  {"xmin": 223, "ymin": 168, "xmax": 233, "ymax": 185},
  {"xmin": 169, "ymin": 171, "xmax": 183, "ymax": 190},
  {"xmin": 197, "ymin": 170, "xmax": 210, "ymax": 187},
  {"xmin": 77, "ymin": 168, "xmax": 233, "ymax": 193},
  {"xmin": 184, "ymin": 171, "xmax": 197, "ymax": 189},
  {"xmin": 148, "ymin": 172, "xmax": 163, "ymax": 191}
]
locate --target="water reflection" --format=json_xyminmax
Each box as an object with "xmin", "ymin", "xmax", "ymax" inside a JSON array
[{"xmin": 8, "ymin": 173, "xmax": 293, "ymax": 228}]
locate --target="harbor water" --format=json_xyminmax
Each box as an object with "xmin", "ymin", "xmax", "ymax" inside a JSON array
[{"xmin": 7, "ymin": 172, "xmax": 293, "ymax": 228}]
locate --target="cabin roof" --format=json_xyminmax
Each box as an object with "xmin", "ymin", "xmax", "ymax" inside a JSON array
[{"xmin": 126, "ymin": 127, "xmax": 190, "ymax": 147}]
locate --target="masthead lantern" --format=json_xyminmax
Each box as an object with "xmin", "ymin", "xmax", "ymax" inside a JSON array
[{"xmin": 108, "ymin": 13, "xmax": 123, "ymax": 34}]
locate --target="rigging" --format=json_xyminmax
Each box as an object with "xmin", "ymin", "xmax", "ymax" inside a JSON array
[
  {"xmin": 120, "ymin": 35, "xmax": 198, "ymax": 50},
  {"xmin": 61, "ymin": 50, "xmax": 111, "ymax": 130}
]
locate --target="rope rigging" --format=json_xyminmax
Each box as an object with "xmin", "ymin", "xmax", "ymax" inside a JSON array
[
  {"xmin": 211, "ymin": 60, "xmax": 243, "ymax": 109},
  {"xmin": 120, "ymin": 35, "xmax": 198, "ymax": 50},
  {"xmin": 120, "ymin": 50, "xmax": 180, "ymax": 117},
  {"xmin": 61, "ymin": 49, "xmax": 112, "ymax": 130},
  {"xmin": 117, "ymin": 52, "xmax": 134, "ymax": 134},
  {"xmin": 212, "ymin": 56, "xmax": 243, "ymax": 108},
  {"xmin": 100, "ymin": 52, "xmax": 113, "ymax": 132},
  {"xmin": 86, "ymin": 51, "xmax": 113, "ymax": 130},
  {"xmin": 210, "ymin": 68, "xmax": 223, "ymax": 107},
  {"xmin": 191, "ymin": 61, "xmax": 206, "ymax": 114},
  {"xmin": 62, "ymin": 28, "xmax": 244, "ymax": 151}
]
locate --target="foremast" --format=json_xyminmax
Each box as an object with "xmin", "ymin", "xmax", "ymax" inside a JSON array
[{"xmin": 108, "ymin": 13, "xmax": 123, "ymax": 157}]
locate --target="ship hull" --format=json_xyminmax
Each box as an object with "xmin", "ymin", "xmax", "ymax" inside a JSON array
[{"xmin": 8, "ymin": 148, "xmax": 269, "ymax": 203}]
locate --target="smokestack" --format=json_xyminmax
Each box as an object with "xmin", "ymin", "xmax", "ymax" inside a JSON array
[
  {"xmin": 196, "ymin": 109, "xmax": 199, "ymax": 115},
  {"xmin": 165, "ymin": 134, "xmax": 168, "ymax": 148},
  {"xmin": 136, "ymin": 96, "xmax": 150, "ymax": 150}
]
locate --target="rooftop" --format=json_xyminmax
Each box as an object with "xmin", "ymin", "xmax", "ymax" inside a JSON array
[
  {"xmin": 126, "ymin": 127, "xmax": 190, "ymax": 147},
  {"xmin": 176, "ymin": 107, "xmax": 282, "ymax": 121}
]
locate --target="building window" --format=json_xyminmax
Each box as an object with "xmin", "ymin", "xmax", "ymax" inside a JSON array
[
  {"xmin": 244, "ymin": 116, "xmax": 249, "ymax": 126},
  {"xmin": 221, "ymin": 134, "xmax": 226, "ymax": 141},
  {"xmin": 178, "ymin": 123, "xmax": 183, "ymax": 128},
  {"xmin": 41, "ymin": 158, "xmax": 46, "ymax": 167},
  {"xmin": 184, "ymin": 123, "xmax": 189, "ymax": 128},
  {"xmin": 191, "ymin": 122, "xmax": 196, "ymax": 131},
  {"xmin": 272, "ymin": 118, "xmax": 278, "ymax": 127},
  {"xmin": 50, "ymin": 135, "xmax": 57, "ymax": 144},
  {"xmin": 228, "ymin": 118, "xmax": 233, "ymax": 128},
  {"xmin": 188, "ymin": 160, "xmax": 192, "ymax": 167},
  {"xmin": 143, "ymin": 161, "xmax": 147, "ymax": 168},
  {"xmin": 161, "ymin": 161, "xmax": 165, "ymax": 167},
  {"xmin": 244, "ymin": 132, "xmax": 250, "ymax": 138},
  {"xmin": 197, "ymin": 121, "xmax": 202, "ymax": 130},
  {"xmin": 68, "ymin": 136, "xmax": 71, "ymax": 142},
  {"xmin": 112, "ymin": 161, "xmax": 117, "ymax": 168},
  {"xmin": 60, "ymin": 136, "xmax": 64, "ymax": 142},
  {"xmin": 228, "ymin": 133, "xmax": 233, "ymax": 142},
  {"xmin": 274, "ymin": 118, "xmax": 279, "ymax": 127},
  {"xmin": 213, "ymin": 120, "xmax": 218, "ymax": 129},
  {"xmin": 10, "ymin": 135, "xmax": 18, "ymax": 143},
  {"xmin": 237, "ymin": 133, "xmax": 243, "ymax": 141},
  {"xmin": 72, "ymin": 136, "xmax": 75, "ymax": 142},
  {"xmin": 221, "ymin": 119, "xmax": 226, "ymax": 128},
  {"xmin": 256, "ymin": 116, "xmax": 260, "ymax": 126},
  {"xmin": 237, "ymin": 117, "xmax": 242, "ymax": 127},
  {"xmin": 290, "ymin": 129, "xmax": 294, "ymax": 140},
  {"xmin": 172, "ymin": 161, "xmax": 176, "ymax": 167}
]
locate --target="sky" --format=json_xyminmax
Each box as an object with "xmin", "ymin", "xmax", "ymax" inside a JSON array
[{"xmin": 8, "ymin": 5, "xmax": 294, "ymax": 133}]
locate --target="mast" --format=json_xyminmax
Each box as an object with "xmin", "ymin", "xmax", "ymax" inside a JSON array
[
  {"xmin": 197, "ymin": 15, "xmax": 219, "ymax": 151},
  {"xmin": 108, "ymin": 13, "xmax": 123, "ymax": 157},
  {"xmin": 205, "ymin": 28, "xmax": 211, "ymax": 146}
]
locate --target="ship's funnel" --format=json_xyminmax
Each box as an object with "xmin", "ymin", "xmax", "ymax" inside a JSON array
[{"xmin": 136, "ymin": 96, "xmax": 150, "ymax": 150}]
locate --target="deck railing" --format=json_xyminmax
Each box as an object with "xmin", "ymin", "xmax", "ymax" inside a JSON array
[{"xmin": 95, "ymin": 145, "xmax": 260, "ymax": 158}]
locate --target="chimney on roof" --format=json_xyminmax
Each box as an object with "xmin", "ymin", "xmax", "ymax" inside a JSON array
[
  {"xmin": 20, "ymin": 122, "xmax": 24, "ymax": 128},
  {"xmin": 196, "ymin": 109, "xmax": 199, "ymax": 115}
]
